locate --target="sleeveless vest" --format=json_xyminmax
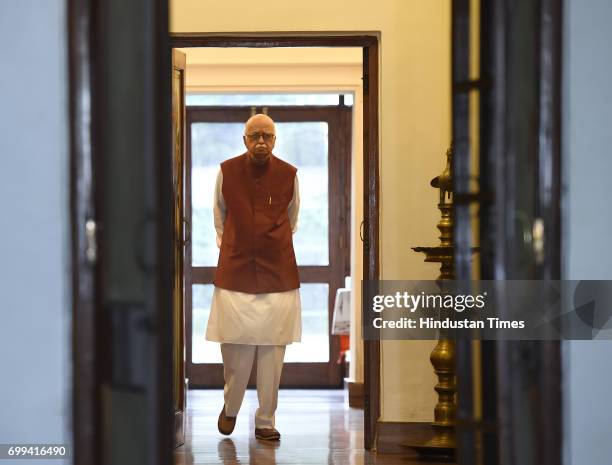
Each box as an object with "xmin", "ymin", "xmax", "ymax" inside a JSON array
[{"xmin": 213, "ymin": 153, "xmax": 300, "ymax": 294}]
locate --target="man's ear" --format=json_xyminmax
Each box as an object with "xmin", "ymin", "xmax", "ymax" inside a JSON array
[{"xmin": 243, "ymin": 135, "xmax": 248, "ymax": 149}]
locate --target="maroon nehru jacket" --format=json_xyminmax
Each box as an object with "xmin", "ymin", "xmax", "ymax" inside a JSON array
[{"xmin": 213, "ymin": 153, "xmax": 300, "ymax": 294}]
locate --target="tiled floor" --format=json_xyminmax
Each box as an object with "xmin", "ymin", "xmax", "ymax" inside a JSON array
[{"xmin": 174, "ymin": 389, "xmax": 444, "ymax": 465}]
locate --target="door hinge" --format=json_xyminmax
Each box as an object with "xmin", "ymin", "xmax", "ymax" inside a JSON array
[
  {"xmin": 362, "ymin": 74, "xmax": 369, "ymax": 94},
  {"xmin": 85, "ymin": 219, "xmax": 97, "ymax": 264}
]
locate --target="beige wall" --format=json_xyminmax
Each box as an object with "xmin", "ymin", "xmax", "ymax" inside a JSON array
[
  {"xmin": 171, "ymin": 0, "xmax": 450, "ymax": 422},
  {"xmin": 181, "ymin": 49, "xmax": 362, "ymax": 93}
]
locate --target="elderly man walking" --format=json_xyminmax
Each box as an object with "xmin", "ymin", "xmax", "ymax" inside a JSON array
[{"xmin": 205, "ymin": 114, "xmax": 301, "ymax": 441}]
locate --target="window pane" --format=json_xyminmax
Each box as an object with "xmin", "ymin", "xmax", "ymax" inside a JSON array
[
  {"xmin": 192, "ymin": 120, "xmax": 329, "ymax": 267},
  {"xmin": 192, "ymin": 284, "xmax": 222, "ymax": 363},
  {"xmin": 285, "ymin": 283, "xmax": 329, "ymax": 363},
  {"xmin": 191, "ymin": 122, "xmax": 245, "ymax": 266},
  {"xmin": 186, "ymin": 93, "xmax": 339, "ymax": 106},
  {"xmin": 193, "ymin": 283, "xmax": 329, "ymax": 364},
  {"xmin": 275, "ymin": 122, "xmax": 329, "ymax": 266}
]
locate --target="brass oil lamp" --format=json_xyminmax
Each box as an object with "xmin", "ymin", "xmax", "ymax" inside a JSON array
[{"xmin": 408, "ymin": 146, "xmax": 456, "ymax": 461}]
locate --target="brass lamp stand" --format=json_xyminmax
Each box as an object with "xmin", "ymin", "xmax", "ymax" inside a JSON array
[{"xmin": 408, "ymin": 147, "xmax": 456, "ymax": 462}]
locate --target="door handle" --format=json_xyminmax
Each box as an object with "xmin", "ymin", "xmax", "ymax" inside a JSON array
[
  {"xmin": 532, "ymin": 218, "xmax": 545, "ymax": 265},
  {"xmin": 182, "ymin": 217, "xmax": 191, "ymax": 245},
  {"xmin": 515, "ymin": 212, "xmax": 545, "ymax": 265}
]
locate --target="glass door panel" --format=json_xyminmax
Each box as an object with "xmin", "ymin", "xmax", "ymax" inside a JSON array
[
  {"xmin": 275, "ymin": 122, "xmax": 329, "ymax": 266},
  {"xmin": 284, "ymin": 283, "xmax": 329, "ymax": 363},
  {"xmin": 192, "ymin": 283, "xmax": 330, "ymax": 364},
  {"xmin": 191, "ymin": 284, "xmax": 221, "ymax": 364},
  {"xmin": 191, "ymin": 122, "xmax": 245, "ymax": 267}
]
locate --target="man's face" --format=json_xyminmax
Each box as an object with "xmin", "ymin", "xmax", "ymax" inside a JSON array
[{"xmin": 243, "ymin": 116, "xmax": 276, "ymax": 164}]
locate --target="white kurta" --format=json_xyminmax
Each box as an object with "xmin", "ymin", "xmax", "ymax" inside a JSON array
[{"xmin": 205, "ymin": 168, "xmax": 302, "ymax": 345}]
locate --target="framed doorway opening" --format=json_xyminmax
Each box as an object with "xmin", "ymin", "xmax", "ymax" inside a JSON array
[
  {"xmin": 169, "ymin": 33, "xmax": 381, "ymax": 450},
  {"xmin": 186, "ymin": 101, "xmax": 352, "ymax": 388}
]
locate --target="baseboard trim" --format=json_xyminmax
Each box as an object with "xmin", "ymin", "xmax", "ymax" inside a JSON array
[
  {"xmin": 345, "ymin": 379, "xmax": 364, "ymax": 409},
  {"xmin": 376, "ymin": 421, "xmax": 435, "ymax": 455}
]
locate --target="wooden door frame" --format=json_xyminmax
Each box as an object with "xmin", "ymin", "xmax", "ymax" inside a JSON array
[
  {"xmin": 69, "ymin": 0, "xmax": 174, "ymax": 464},
  {"xmin": 70, "ymin": 20, "xmax": 381, "ymax": 465},
  {"xmin": 171, "ymin": 49, "xmax": 188, "ymax": 447},
  {"xmin": 68, "ymin": 0, "xmax": 98, "ymax": 463},
  {"xmin": 452, "ymin": 1, "xmax": 563, "ymax": 464},
  {"xmin": 169, "ymin": 33, "xmax": 380, "ymax": 450},
  {"xmin": 185, "ymin": 104, "xmax": 352, "ymax": 389}
]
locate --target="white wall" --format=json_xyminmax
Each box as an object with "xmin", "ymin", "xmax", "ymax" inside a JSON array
[
  {"xmin": 171, "ymin": 0, "xmax": 449, "ymax": 422},
  {"xmin": 0, "ymin": 1, "xmax": 71, "ymax": 462},
  {"xmin": 562, "ymin": 1, "xmax": 612, "ymax": 464}
]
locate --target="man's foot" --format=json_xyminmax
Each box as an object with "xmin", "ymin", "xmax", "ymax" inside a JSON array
[
  {"xmin": 255, "ymin": 427, "xmax": 281, "ymax": 441},
  {"xmin": 218, "ymin": 406, "xmax": 236, "ymax": 435}
]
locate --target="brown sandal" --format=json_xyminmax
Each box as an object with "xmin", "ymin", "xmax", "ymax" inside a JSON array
[
  {"xmin": 255, "ymin": 427, "xmax": 281, "ymax": 441},
  {"xmin": 217, "ymin": 406, "xmax": 237, "ymax": 435}
]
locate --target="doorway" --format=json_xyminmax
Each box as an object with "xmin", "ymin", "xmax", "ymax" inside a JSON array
[
  {"xmin": 185, "ymin": 101, "xmax": 352, "ymax": 388},
  {"xmin": 168, "ymin": 35, "xmax": 381, "ymax": 453}
]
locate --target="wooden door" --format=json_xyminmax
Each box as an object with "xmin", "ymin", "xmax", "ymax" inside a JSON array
[
  {"xmin": 451, "ymin": 1, "xmax": 563, "ymax": 465},
  {"xmin": 184, "ymin": 104, "xmax": 352, "ymax": 388},
  {"xmin": 87, "ymin": 2, "xmax": 175, "ymax": 464},
  {"xmin": 171, "ymin": 49, "xmax": 187, "ymax": 448}
]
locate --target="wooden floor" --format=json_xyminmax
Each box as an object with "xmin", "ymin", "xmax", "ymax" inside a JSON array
[{"xmin": 174, "ymin": 389, "xmax": 444, "ymax": 465}]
